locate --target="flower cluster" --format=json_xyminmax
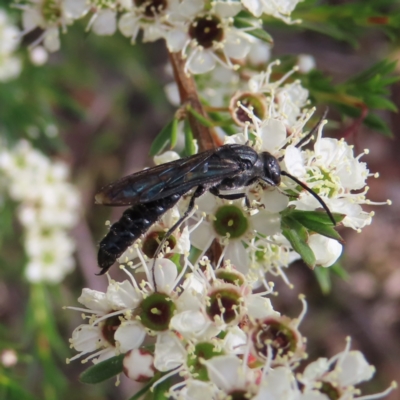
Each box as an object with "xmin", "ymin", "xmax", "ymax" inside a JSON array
[
  {"xmin": 0, "ymin": 9, "xmax": 21, "ymax": 82},
  {"xmin": 0, "ymin": 140, "xmax": 80, "ymax": 283},
  {"xmin": 68, "ymin": 253, "xmax": 396, "ymax": 399},
  {"xmin": 15, "ymin": 0, "xmax": 302, "ymax": 74},
  {"xmin": 67, "ymin": 64, "xmax": 393, "ymax": 398}
]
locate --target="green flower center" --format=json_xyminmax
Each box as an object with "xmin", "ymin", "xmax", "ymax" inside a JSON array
[
  {"xmin": 142, "ymin": 231, "xmax": 176, "ymax": 258},
  {"xmin": 306, "ymin": 168, "xmax": 337, "ymax": 198},
  {"xmin": 186, "ymin": 342, "xmax": 224, "ymax": 381},
  {"xmin": 189, "ymin": 14, "xmax": 224, "ymax": 49},
  {"xmin": 215, "ymin": 270, "xmax": 244, "ymax": 286},
  {"xmin": 139, "ymin": 293, "xmax": 176, "ymax": 331},
  {"xmin": 42, "ymin": 0, "xmax": 62, "ymax": 24},
  {"xmin": 213, "ymin": 205, "xmax": 249, "ymax": 239}
]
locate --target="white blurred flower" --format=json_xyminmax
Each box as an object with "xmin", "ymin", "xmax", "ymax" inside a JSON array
[
  {"xmin": 242, "ymin": 0, "xmax": 303, "ymax": 23},
  {"xmin": 119, "ymin": 0, "xmax": 181, "ymax": 43},
  {"xmin": 29, "ymin": 45, "xmax": 49, "ymax": 65},
  {"xmin": 0, "ymin": 9, "xmax": 22, "ymax": 81},
  {"xmin": 298, "ymin": 338, "xmax": 392, "ymax": 400},
  {"xmin": 0, "ymin": 140, "xmax": 80, "ymax": 283}
]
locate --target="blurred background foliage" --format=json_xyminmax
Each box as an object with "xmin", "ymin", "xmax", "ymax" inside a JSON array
[{"xmin": 0, "ymin": 0, "xmax": 400, "ymax": 399}]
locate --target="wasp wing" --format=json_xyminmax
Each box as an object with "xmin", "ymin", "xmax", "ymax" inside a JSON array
[{"xmin": 95, "ymin": 146, "xmax": 245, "ymax": 206}]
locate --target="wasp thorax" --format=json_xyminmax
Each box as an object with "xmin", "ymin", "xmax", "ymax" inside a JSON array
[
  {"xmin": 186, "ymin": 342, "xmax": 224, "ymax": 381},
  {"xmin": 189, "ymin": 14, "xmax": 224, "ymax": 48},
  {"xmin": 142, "ymin": 231, "xmax": 177, "ymax": 258},
  {"xmin": 206, "ymin": 285, "xmax": 242, "ymax": 324},
  {"xmin": 134, "ymin": 0, "xmax": 167, "ymax": 18},
  {"xmin": 139, "ymin": 293, "xmax": 176, "ymax": 331},
  {"xmin": 213, "ymin": 205, "xmax": 249, "ymax": 239},
  {"xmin": 101, "ymin": 315, "xmax": 122, "ymax": 346},
  {"xmin": 229, "ymin": 92, "xmax": 267, "ymax": 127},
  {"xmin": 251, "ymin": 317, "xmax": 303, "ymax": 363}
]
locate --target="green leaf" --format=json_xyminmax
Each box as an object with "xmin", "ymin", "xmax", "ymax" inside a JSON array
[
  {"xmin": 79, "ymin": 354, "xmax": 124, "ymax": 384},
  {"xmin": 364, "ymin": 113, "xmax": 393, "ymax": 137},
  {"xmin": 129, "ymin": 380, "xmax": 154, "ymax": 400},
  {"xmin": 149, "ymin": 119, "xmax": 177, "ymax": 156},
  {"xmin": 281, "ymin": 216, "xmax": 315, "ymax": 268},
  {"xmin": 0, "ymin": 374, "xmax": 39, "ymax": 400},
  {"xmin": 330, "ymin": 262, "xmax": 349, "ymax": 280},
  {"xmin": 287, "ymin": 210, "xmax": 344, "ymax": 242},
  {"xmin": 234, "ymin": 17, "xmax": 273, "ymax": 43},
  {"xmin": 184, "ymin": 121, "xmax": 196, "ymax": 156},
  {"xmin": 289, "ymin": 210, "xmax": 345, "ymax": 225},
  {"xmin": 314, "ymin": 267, "xmax": 331, "ymax": 294},
  {"xmin": 129, "ymin": 372, "xmax": 169, "ymax": 400},
  {"xmin": 151, "ymin": 376, "xmax": 172, "ymax": 400},
  {"xmin": 170, "ymin": 117, "xmax": 179, "ymax": 149},
  {"xmin": 187, "ymin": 105, "xmax": 214, "ymax": 128}
]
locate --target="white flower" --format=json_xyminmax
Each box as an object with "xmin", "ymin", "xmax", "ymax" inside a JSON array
[
  {"xmin": 242, "ymin": 0, "xmax": 303, "ymax": 24},
  {"xmin": 0, "ymin": 9, "xmax": 21, "ymax": 81},
  {"xmin": 308, "ymin": 234, "xmax": 342, "ymax": 268},
  {"xmin": 299, "ymin": 338, "xmax": 380, "ymax": 399},
  {"xmin": 284, "ymin": 133, "xmax": 377, "ymax": 230},
  {"xmin": 154, "ymin": 331, "xmax": 187, "ymax": 371},
  {"xmin": 0, "ymin": 140, "xmax": 80, "ymax": 283},
  {"xmin": 24, "ymin": 228, "xmax": 75, "ymax": 283},
  {"xmin": 68, "ymin": 279, "xmax": 146, "ymax": 363},
  {"xmin": 206, "ymin": 355, "xmax": 252, "ymax": 393},
  {"xmin": 165, "ymin": 2, "xmax": 255, "ymax": 74},
  {"xmin": 190, "ymin": 185, "xmax": 289, "ymax": 281},
  {"xmin": 254, "ymin": 366, "xmax": 300, "ymax": 400},
  {"xmin": 118, "ymin": 0, "xmax": 181, "ymax": 43},
  {"xmin": 91, "ymin": 9, "xmax": 117, "ymax": 36}
]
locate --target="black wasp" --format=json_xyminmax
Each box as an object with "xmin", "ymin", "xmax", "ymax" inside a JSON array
[{"xmin": 96, "ymin": 142, "xmax": 335, "ymax": 275}]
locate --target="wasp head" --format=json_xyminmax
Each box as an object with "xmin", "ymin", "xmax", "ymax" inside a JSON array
[{"xmin": 260, "ymin": 152, "xmax": 281, "ymax": 186}]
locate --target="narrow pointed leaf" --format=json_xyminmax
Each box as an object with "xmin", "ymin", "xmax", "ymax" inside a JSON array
[
  {"xmin": 149, "ymin": 119, "xmax": 177, "ymax": 156},
  {"xmin": 234, "ymin": 17, "xmax": 273, "ymax": 43},
  {"xmin": 184, "ymin": 122, "xmax": 196, "ymax": 156},
  {"xmin": 314, "ymin": 267, "xmax": 331, "ymax": 294},
  {"xmin": 129, "ymin": 380, "xmax": 154, "ymax": 400},
  {"xmin": 170, "ymin": 117, "xmax": 179, "ymax": 149},
  {"xmin": 282, "ymin": 216, "xmax": 315, "ymax": 268},
  {"xmin": 79, "ymin": 354, "xmax": 124, "ymax": 384},
  {"xmin": 330, "ymin": 262, "xmax": 349, "ymax": 280},
  {"xmin": 187, "ymin": 105, "xmax": 214, "ymax": 128},
  {"xmin": 289, "ymin": 210, "xmax": 345, "ymax": 225},
  {"xmin": 288, "ymin": 211, "xmax": 344, "ymax": 242}
]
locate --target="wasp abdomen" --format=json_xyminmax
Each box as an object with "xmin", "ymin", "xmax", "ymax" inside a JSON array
[{"xmin": 97, "ymin": 193, "xmax": 183, "ymax": 275}]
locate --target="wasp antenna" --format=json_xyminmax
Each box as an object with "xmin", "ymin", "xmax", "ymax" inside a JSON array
[
  {"xmin": 281, "ymin": 170, "xmax": 336, "ymax": 226},
  {"xmin": 295, "ymin": 108, "xmax": 329, "ymax": 149}
]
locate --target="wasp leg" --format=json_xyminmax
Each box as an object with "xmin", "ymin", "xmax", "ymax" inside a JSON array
[
  {"xmin": 209, "ymin": 187, "xmax": 250, "ymax": 208},
  {"xmin": 152, "ymin": 185, "xmax": 206, "ymax": 291}
]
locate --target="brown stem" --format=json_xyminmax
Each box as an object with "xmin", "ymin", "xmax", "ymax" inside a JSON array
[{"xmin": 169, "ymin": 51, "xmax": 222, "ymax": 151}]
